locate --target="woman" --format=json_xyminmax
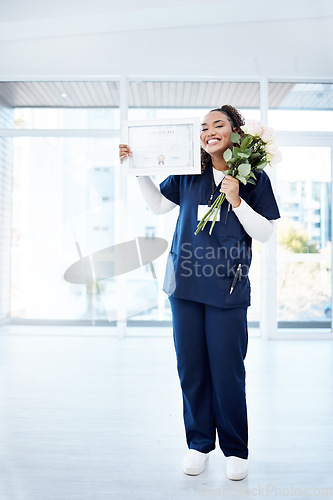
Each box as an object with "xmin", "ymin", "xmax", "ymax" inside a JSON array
[{"xmin": 119, "ymin": 105, "xmax": 280, "ymax": 481}]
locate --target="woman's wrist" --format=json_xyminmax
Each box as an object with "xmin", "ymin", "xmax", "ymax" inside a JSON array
[{"xmin": 232, "ymin": 198, "xmax": 241, "ymax": 209}]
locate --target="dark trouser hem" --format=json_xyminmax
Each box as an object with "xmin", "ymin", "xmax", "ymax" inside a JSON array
[
  {"xmin": 170, "ymin": 297, "xmax": 249, "ymax": 463},
  {"xmin": 224, "ymin": 450, "xmax": 249, "ymax": 460},
  {"xmin": 189, "ymin": 443, "xmax": 216, "ymax": 454}
]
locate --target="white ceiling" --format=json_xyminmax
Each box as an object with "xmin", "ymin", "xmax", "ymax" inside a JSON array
[
  {"xmin": 0, "ymin": 81, "xmax": 331, "ymax": 110},
  {"xmin": 0, "ymin": 0, "xmax": 332, "ymax": 81},
  {"xmin": 0, "ymin": 0, "xmax": 332, "ymax": 42},
  {"xmin": 0, "ymin": 0, "xmax": 253, "ymax": 22}
]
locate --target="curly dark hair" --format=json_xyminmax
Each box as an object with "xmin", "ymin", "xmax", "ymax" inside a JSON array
[{"xmin": 201, "ymin": 105, "xmax": 245, "ymax": 173}]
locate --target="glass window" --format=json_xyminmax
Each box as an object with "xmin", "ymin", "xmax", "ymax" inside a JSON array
[
  {"xmin": 11, "ymin": 136, "xmax": 120, "ymax": 320},
  {"xmin": 276, "ymin": 146, "xmax": 331, "ymax": 328},
  {"xmin": 14, "ymin": 108, "xmax": 120, "ymax": 129},
  {"xmin": 268, "ymin": 82, "xmax": 333, "ymax": 131}
]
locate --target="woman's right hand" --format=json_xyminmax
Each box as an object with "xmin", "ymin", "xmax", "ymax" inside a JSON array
[{"xmin": 119, "ymin": 144, "xmax": 132, "ymax": 164}]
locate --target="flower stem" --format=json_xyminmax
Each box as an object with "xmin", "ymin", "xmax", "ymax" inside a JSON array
[
  {"xmin": 194, "ymin": 193, "xmax": 226, "ymax": 235},
  {"xmin": 209, "ymin": 193, "xmax": 226, "ymax": 234},
  {"xmin": 194, "ymin": 199, "xmax": 219, "ymax": 234}
]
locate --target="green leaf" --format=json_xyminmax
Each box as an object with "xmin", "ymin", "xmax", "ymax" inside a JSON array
[
  {"xmin": 232, "ymin": 147, "xmax": 241, "ymax": 158},
  {"xmin": 236, "ymin": 175, "xmax": 247, "ymax": 185},
  {"xmin": 230, "ymin": 132, "xmax": 241, "ymax": 144},
  {"xmin": 255, "ymin": 160, "xmax": 267, "ymax": 168},
  {"xmin": 240, "ymin": 135, "xmax": 252, "ymax": 152},
  {"xmin": 238, "ymin": 163, "xmax": 251, "ymax": 177},
  {"xmin": 223, "ymin": 148, "xmax": 232, "ymax": 162},
  {"xmin": 238, "ymin": 152, "xmax": 250, "ymax": 159},
  {"xmin": 247, "ymin": 178, "xmax": 256, "ymax": 185},
  {"xmin": 250, "ymin": 171, "xmax": 257, "ymax": 179}
]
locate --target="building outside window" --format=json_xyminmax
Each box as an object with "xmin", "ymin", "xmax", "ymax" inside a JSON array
[{"xmin": 0, "ymin": 79, "xmax": 332, "ymax": 336}]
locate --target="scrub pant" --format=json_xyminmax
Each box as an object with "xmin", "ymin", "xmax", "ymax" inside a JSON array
[{"xmin": 169, "ymin": 296, "xmax": 249, "ymax": 459}]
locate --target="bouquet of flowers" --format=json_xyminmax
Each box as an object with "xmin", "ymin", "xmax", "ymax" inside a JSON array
[{"xmin": 194, "ymin": 120, "xmax": 282, "ymax": 236}]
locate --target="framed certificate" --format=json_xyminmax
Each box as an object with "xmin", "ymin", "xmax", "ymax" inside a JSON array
[{"xmin": 122, "ymin": 117, "xmax": 201, "ymax": 176}]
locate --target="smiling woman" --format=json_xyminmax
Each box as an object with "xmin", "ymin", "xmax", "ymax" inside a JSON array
[
  {"xmin": 119, "ymin": 103, "xmax": 280, "ymax": 481},
  {"xmin": 200, "ymin": 105, "xmax": 245, "ymax": 176}
]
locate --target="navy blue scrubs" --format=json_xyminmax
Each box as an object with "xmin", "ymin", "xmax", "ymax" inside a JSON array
[{"xmin": 160, "ymin": 165, "xmax": 280, "ymax": 458}]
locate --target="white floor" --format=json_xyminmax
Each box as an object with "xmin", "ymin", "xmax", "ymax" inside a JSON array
[{"xmin": 0, "ymin": 325, "xmax": 332, "ymax": 500}]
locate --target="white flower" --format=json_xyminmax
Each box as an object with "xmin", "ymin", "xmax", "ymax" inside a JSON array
[
  {"xmin": 260, "ymin": 126, "xmax": 275, "ymax": 143},
  {"xmin": 241, "ymin": 119, "xmax": 263, "ymax": 137},
  {"xmin": 266, "ymin": 149, "xmax": 282, "ymax": 165},
  {"xmin": 265, "ymin": 140, "xmax": 279, "ymax": 155}
]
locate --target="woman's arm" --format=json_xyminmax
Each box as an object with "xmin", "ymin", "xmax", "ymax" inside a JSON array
[
  {"xmin": 137, "ymin": 176, "xmax": 177, "ymax": 215},
  {"xmin": 232, "ymin": 199, "xmax": 275, "ymax": 242},
  {"xmin": 220, "ymin": 174, "xmax": 275, "ymax": 242},
  {"xmin": 119, "ymin": 144, "xmax": 176, "ymax": 215}
]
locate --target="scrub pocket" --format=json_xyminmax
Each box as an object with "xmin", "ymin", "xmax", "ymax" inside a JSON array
[
  {"xmin": 224, "ymin": 210, "xmax": 246, "ymax": 240},
  {"xmin": 163, "ymin": 252, "xmax": 176, "ymax": 296},
  {"xmin": 224, "ymin": 275, "xmax": 251, "ymax": 308}
]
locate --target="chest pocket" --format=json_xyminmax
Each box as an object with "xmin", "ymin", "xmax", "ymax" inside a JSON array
[{"xmin": 217, "ymin": 203, "xmax": 245, "ymax": 240}]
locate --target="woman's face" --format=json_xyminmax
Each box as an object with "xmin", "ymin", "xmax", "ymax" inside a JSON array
[{"xmin": 200, "ymin": 111, "xmax": 234, "ymax": 156}]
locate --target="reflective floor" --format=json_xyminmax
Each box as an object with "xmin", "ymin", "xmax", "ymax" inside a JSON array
[{"xmin": 0, "ymin": 325, "xmax": 332, "ymax": 500}]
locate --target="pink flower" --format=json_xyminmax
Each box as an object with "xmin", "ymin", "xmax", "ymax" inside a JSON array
[
  {"xmin": 260, "ymin": 126, "xmax": 275, "ymax": 143},
  {"xmin": 241, "ymin": 119, "xmax": 263, "ymax": 137}
]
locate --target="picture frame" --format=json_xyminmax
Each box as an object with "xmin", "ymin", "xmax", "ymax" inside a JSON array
[{"xmin": 122, "ymin": 117, "xmax": 201, "ymax": 176}]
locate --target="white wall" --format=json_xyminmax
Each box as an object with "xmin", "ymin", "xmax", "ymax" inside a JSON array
[{"xmin": 0, "ymin": 0, "xmax": 332, "ymax": 79}]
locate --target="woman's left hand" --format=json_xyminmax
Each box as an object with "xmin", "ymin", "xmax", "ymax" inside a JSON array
[{"xmin": 220, "ymin": 175, "xmax": 241, "ymax": 208}]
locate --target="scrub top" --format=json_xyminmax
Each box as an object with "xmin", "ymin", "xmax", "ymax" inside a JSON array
[{"xmin": 160, "ymin": 165, "xmax": 280, "ymax": 309}]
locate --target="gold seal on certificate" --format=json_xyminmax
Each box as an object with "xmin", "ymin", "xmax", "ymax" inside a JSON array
[{"xmin": 122, "ymin": 117, "xmax": 201, "ymax": 176}]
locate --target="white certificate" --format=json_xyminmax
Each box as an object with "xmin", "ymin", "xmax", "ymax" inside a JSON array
[{"xmin": 122, "ymin": 117, "xmax": 201, "ymax": 176}]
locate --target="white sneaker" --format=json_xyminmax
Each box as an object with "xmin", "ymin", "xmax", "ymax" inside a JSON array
[
  {"xmin": 183, "ymin": 449, "xmax": 209, "ymax": 475},
  {"xmin": 226, "ymin": 456, "xmax": 248, "ymax": 480}
]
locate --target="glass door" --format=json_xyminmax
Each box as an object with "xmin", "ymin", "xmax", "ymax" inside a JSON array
[{"xmin": 276, "ymin": 146, "xmax": 332, "ymax": 332}]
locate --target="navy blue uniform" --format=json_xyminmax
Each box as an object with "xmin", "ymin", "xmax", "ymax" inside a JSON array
[{"xmin": 160, "ymin": 165, "xmax": 280, "ymax": 458}]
